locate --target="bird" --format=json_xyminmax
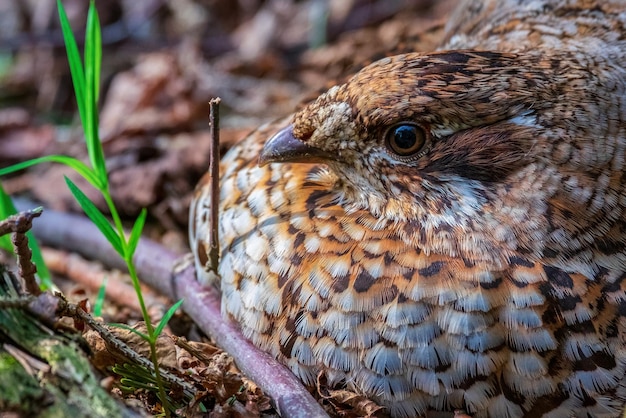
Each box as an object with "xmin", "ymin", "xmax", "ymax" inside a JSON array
[{"xmin": 190, "ymin": 0, "xmax": 626, "ymax": 416}]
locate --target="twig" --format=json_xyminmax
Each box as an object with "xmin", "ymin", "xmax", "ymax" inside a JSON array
[
  {"xmin": 174, "ymin": 336, "xmax": 219, "ymax": 364},
  {"xmin": 12, "ymin": 232, "xmax": 39, "ymax": 295},
  {"xmin": 0, "ymin": 208, "xmax": 42, "ymax": 236},
  {"xmin": 208, "ymin": 98, "xmax": 221, "ymax": 273},
  {"xmin": 58, "ymin": 297, "xmax": 197, "ymax": 400},
  {"xmin": 0, "ymin": 265, "xmax": 60, "ymax": 322},
  {"xmin": 14, "ymin": 198, "xmax": 328, "ymax": 418},
  {"xmin": 0, "ymin": 208, "xmax": 43, "ymax": 295},
  {"xmin": 0, "ymin": 295, "xmax": 34, "ymax": 309}
]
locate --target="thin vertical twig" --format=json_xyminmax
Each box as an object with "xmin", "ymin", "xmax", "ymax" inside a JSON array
[
  {"xmin": 0, "ymin": 208, "xmax": 43, "ymax": 295},
  {"xmin": 208, "ymin": 98, "xmax": 221, "ymax": 273},
  {"xmin": 13, "ymin": 232, "xmax": 39, "ymax": 295}
]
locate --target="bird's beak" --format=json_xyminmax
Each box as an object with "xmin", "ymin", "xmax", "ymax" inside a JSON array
[{"xmin": 258, "ymin": 125, "xmax": 331, "ymax": 166}]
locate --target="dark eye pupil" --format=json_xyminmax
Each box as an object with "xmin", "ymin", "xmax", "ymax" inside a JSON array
[
  {"xmin": 385, "ymin": 123, "xmax": 425, "ymax": 157},
  {"xmin": 393, "ymin": 125, "xmax": 417, "ymax": 149}
]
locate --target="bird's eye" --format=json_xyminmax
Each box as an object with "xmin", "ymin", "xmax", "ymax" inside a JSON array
[{"xmin": 384, "ymin": 123, "xmax": 426, "ymax": 157}]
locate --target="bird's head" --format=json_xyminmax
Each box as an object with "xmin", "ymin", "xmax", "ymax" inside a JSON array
[{"xmin": 260, "ymin": 51, "xmax": 559, "ymax": 225}]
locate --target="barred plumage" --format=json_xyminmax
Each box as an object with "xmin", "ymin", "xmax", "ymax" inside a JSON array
[{"xmin": 190, "ymin": 1, "xmax": 626, "ymax": 416}]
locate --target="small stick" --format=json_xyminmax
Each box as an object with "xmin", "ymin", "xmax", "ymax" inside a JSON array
[
  {"xmin": 13, "ymin": 232, "xmax": 39, "ymax": 295},
  {"xmin": 0, "ymin": 296, "xmax": 34, "ymax": 309},
  {"xmin": 58, "ymin": 299, "xmax": 197, "ymax": 400},
  {"xmin": 0, "ymin": 208, "xmax": 43, "ymax": 295},
  {"xmin": 0, "ymin": 207, "xmax": 42, "ymax": 236},
  {"xmin": 208, "ymin": 98, "xmax": 221, "ymax": 273}
]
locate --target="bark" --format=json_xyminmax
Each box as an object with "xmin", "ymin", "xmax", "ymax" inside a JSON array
[{"xmin": 0, "ymin": 265, "xmax": 137, "ymax": 418}]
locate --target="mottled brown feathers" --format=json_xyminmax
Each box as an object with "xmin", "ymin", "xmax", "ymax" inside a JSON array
[{"xmin": 191, "ymin": 0, "xmax": 626, "ymax": 417}]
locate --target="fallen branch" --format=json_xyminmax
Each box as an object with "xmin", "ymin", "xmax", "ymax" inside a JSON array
[
  {"xmin": 14, "ymin": 198, "xmax": 328, "ymax": 418},
  {"xmin": 58, "ymin": 297, "xmax": 197, "ymax": 400},
  {"xmin": 0, "ymin": 259, "xmax": 133, "ymax": 418}
]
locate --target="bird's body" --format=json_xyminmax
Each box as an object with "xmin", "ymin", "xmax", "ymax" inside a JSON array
[{"xmin": 190, "ymin": 1, "xmax": 626, "ymax": 416}]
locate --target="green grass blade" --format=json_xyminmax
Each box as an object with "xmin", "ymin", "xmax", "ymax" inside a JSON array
[
  {"xmin": 109, "ymin": 323, "xmax": 149, "ymax": 340},
  {"xmin": 64, "ymin": 176, "xmax": 124, "ymax": 256},
  {"xmin": 57, "ymin": 0, "xmax": 86, "ymax": 133},
  {"xmin": 0, "ymin": 231, "xmax": 11, "ymax": 252},
  {"xmin": 84, "ymin": 0, "xmax": 106, "ymax": 179},
  {"xmin": 154, "ymin": 299, "xmax": 184, "ymax": 338},
  {"xmin": 127, "ymin": 208, "xmax": 147, "ymax": 258},
  {"xmin": 87, "ymin": 1, "xmax": 102, "ymax": 103},
  {"xmin": 0, "ymin": 185, "xmax": 15, "ymax": 251},
  {"xmin": 0, "ymin": 184, "xmax": 52, "ymax": 289},
  {"xmin": 0, "ymin": 155, "xmax": 103, "ymax": 190},
  {"xmin": 118, "ymin": 377, "xmax": 154, "ymax": 391},
  {"xmin": 25, "ymin": 229, "xmax": 52, "ymax": 290},
  {"xmin": 0, "ymin": 238, "xmax": 10, "ymax": 252},
  {"xmin": 93, "ymin": 276, "xmax": 107, "ymax": 317}
]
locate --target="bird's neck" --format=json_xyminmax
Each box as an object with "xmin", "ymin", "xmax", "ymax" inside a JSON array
[{"xmin": 316, "ymin": 168, "xmax": 525, "ymax": 267}]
